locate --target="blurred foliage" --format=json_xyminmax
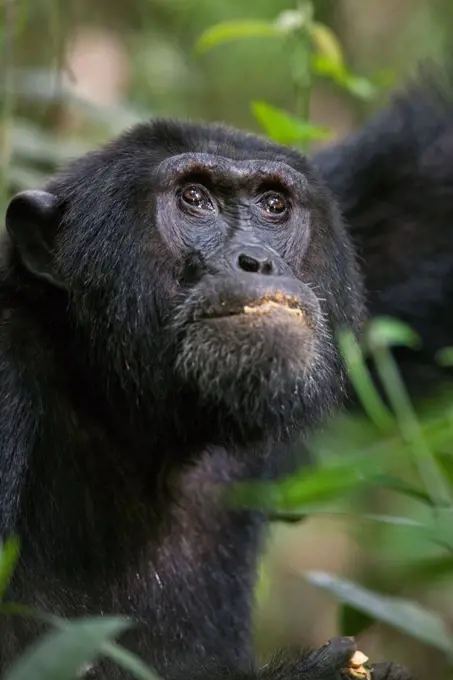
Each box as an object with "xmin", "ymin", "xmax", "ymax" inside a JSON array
[
  {"xmin": 1, "ymin": 0, "xmax": 449, "ymax": 215},
  {"xmin": 0, "ymin": 541, "xmax": 161, "ymax": 679},
  {"xmin": 3, "ymin": 0, "xmax": 453, "ymax": 678}
]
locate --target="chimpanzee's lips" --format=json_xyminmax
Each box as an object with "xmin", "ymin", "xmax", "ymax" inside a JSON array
[
  {"xmin": 193, "ymin": 292, "xmax": 305, "ymax": 321},
  {"xmin": 171, "ymin": 273, "xmax": 321, "ymax": 331},
  {"xmin": 243, "ymin": 299, "xmax": 305, "ymax": 319}
]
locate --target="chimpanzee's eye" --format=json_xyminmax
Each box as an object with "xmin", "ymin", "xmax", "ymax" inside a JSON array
[
  {"xmin": 260, "ymin": 192, "xmax": 288, "ymax": 216},
  {"xmin": 180, "ymin": 185, "xmax": 214, "ymax": 213}
]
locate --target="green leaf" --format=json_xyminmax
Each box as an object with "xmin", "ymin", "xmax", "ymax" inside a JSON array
[
  {"xmin": 340, "ymin": 604, "xmax": 374, "ymax": 638},
  {"xmin": 366, "ymin": 317, "xmax": 421, "ymax": 351},
  {"xmin": 233, "ymin": 466, "xmax": 356, "ymax": 510},
  {"xmin": 230, "ymin": 445, "xmax": 398, "ymax": 512},
  {"xmin": 102, "ymin": 642, "xmax": 161, "ymax": 680},
  {"xmin": 255, "ymin": 561, "xmax": 272, "ymax": 609},
  {"xmin": 355, "ymin": 513, "xmax": 426, "ymax": 527},
  {"xmin": 342, "ymin": 74, "xmax": 377, "ymax": 100},
  {"xmin": 366, "ymin": 319, "xmax": 452, "ymax": 510},
  {"xmin": 435, "ymin": 452, "xmax": 453, "ymax": 486},
  {"xmin": 269, "ymin": 509, "xmax": 425, "ymax": 527},
  {"xmin": 194, "ymin": 21, "xmax": 281, "ymax": 55},
  {"xmin": 376, "ymin": 474, "xmax": 435, "ymax": 506},
  {"xmin": 397, "ymin": 554, "xmax": 453, "ymax": 585},
  {"xmin": 312, "ymin": 53, "xmax": 343, "ymax": 80},
  {"xmin": 436, "ymin": 347, "xmax": 453, "ymax": 366},
  {"xmin": 337, "ymin": 329, "xmax": 394, "ymax": 431},
  {"xmin": 0, "ymin": 537, "xmax": 20, "ymax": 601},
  {"xmin": 307, "ymin": 572, "xmax": 453, "ymax": 657},
  {"xmin": 4, "ymin": 617, "xmax": 132, "ymax": 680},
  {"xmin": 424, "ymin": 507, "xmax": 453, "ymax": 552},
  {"xmin": 312, "ymin": 55, "xmax": 377, "ymax": 101},
  {"xmin": 0, "ymin": 604, "xmax": 161, "ymax": 680},
  {"xmin": 309, "ymin": 22, "xmax": 344, "ymax": 69},
  {"xmin": 251, "ymin": 100, "xmax": 331, "ymax": 145}
]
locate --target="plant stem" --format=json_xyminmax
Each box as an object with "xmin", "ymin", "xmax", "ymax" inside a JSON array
[
  {"xmin": 0, "ymin": 0, "xmax": 16, "ymax": 212},
  {"xmin": 372, "ymin": 343, "xmax": 453, "ymax": 510},
  {"xmin": 292, "ymin": 0, "xmax": 314, "ymax": 153}
]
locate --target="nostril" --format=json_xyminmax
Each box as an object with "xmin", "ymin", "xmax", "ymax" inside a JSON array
[{"xmin": 238, "ymin": 254, "xmax": 261, "ymax": 273}]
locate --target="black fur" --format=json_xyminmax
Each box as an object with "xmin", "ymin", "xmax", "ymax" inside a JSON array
[
  {"xmin": 0, "ymin": 72, "xmax": 435, "ymax": 679},
  {"xmin": 315, "ymin": 65, "xmax": 453, "ymax": 398}
]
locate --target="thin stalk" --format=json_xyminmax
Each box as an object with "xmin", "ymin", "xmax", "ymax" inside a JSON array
[
  {"xmin": 292, "ymin": 0, "xmax": 314, "ymax": 153},
  {"xmin": 372, "ymin": 344, "xmax": 453, "ymax": 510},
  {"xmin": 0, "ymin": 0, "xmax": 17, "ymax": 211}
]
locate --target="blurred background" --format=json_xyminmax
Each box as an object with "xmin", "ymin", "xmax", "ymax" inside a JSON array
[{"xmin": 3, "ymin": 1, "xmax": 453, "ymax": 678}]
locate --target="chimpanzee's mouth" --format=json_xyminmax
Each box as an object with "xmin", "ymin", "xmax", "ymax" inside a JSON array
[
  {"xmin": 171, "ymin": 274, "xmax": 321, "ymax": 331},
  {"xmin": 193, "ymin": 292, "xmax": 305, "ymax": 322},
  {"xmin": 243, "ymin": 300, "xmax": 304, "ymax": 318}
]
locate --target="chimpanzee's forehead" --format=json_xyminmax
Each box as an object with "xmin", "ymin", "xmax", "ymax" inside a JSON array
[
  {"xmin": 181, "ymin": 126, "xmax": 308, "ymax": 169},
  {"xmin": 127, "ymin": 119, "xmax": 312, "ymax": 176},
  {"xmin": 155, "ymin": 151, "xmax": 309, "ymax": 192}
]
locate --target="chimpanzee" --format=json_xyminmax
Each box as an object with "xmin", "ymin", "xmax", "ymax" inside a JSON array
[
  {"xmin": 1, "ymin": 67, "xmax": 442, "ymax": 679},
  {"xmin": 315, "ymin": 65, "xmax": 453, "ymax": 398}
]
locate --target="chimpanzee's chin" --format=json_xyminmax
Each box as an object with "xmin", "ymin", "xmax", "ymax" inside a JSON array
[{"xmin": 174, "ymin": 310, "xmax": 343, "ymax": 442}]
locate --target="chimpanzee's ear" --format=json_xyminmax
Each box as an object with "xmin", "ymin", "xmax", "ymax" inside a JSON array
[{"xmin": 5, "ymin": 190, "xmax": 66, "ymax": 290}]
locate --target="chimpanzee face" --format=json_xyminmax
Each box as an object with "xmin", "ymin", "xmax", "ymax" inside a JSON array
[{"xmin": 5, "ymin": 120, "xmax": 365, "ymax": 444}]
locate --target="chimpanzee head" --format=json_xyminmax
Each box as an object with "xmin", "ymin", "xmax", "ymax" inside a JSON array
[{"xmin": 4, "ymin": 120, "xmax": 365, "ymax": 447}]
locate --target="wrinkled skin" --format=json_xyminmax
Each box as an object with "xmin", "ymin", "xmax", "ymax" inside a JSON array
[{"xmin": 0, "ymin": 105, "xmax": 416, "ymax": 677}]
